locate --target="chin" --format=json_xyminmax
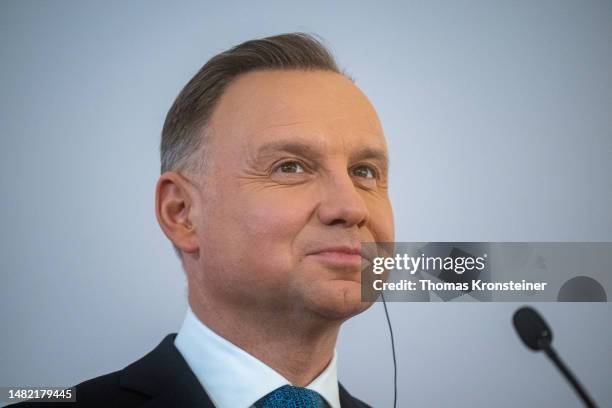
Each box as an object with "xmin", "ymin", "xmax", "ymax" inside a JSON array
[{"xmin": 304, "ymin": 280, "xmax": 374, "ymax": 321}]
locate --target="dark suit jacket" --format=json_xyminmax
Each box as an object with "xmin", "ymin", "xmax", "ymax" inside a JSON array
[{"xmin": 10, "ymin": 334, "xmax": 372, "ymax": 408}]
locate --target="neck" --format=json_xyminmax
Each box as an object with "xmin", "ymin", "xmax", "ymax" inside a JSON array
[{"xmin": 188, "ymin": 290, "xmax": 341, "ymax": 387}]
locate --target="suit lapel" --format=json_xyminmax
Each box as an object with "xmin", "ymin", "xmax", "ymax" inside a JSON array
[
  {"xmin": 119, "ymin": 334, "xmax": 216, "ymax": 408},
  {"xmin": 339, "ymin": 382, "xmax": 369, "ymax": 408}
]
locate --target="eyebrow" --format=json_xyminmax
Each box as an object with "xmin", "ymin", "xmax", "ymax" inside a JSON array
[
  {"xmin": 350, "ymin": 146, "xmax": 389, "ymax": 170},
  {"xmin": 254, "ymin": 140, "xmax": 389, "ymax": 169},
  {"xmin": 255, "ymin": 140, "xmax": 323, "ymax": 161}
]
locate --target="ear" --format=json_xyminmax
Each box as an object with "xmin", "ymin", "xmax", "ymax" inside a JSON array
[{"xmin": 155, "ymin": 172, "xmax": 200, "ymax": 254}]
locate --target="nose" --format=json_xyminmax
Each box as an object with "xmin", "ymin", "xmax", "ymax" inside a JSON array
[{"xmin": 316, "ymin": 171, "xmax": 369, "ymax": 228}]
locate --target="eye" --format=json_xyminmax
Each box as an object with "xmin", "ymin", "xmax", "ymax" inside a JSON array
[
  {"xmin": 352, "ymin": 165, "xmax": 376, "ymax": 179},
  {"xmin": 274, "ymin": 161, "xmax": 305, "ymax": 174}
]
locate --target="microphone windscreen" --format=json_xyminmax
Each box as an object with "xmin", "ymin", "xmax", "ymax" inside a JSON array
[{"xmin": 512, "ymin": 306, "xmax": 553, "ymax": 351}]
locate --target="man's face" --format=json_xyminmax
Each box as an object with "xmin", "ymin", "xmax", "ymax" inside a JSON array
[{"xmin": 189, "ymin": 70, "xmax": 394, "ymax": 321}]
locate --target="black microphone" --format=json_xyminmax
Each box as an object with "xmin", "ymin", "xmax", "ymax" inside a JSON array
[{"xmin": 512, "ymin": 307, "xmax": 597, "ymax": 408}]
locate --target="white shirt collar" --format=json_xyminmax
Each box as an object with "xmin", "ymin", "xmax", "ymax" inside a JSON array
[{"xmin": 174, "ymin": 306, "xmax": 341, "ymax": 408}]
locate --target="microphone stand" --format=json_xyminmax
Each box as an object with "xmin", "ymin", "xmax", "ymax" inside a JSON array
[{"xmin": 537, "ymin": 338, "xmax": 597, "ymax": 408}]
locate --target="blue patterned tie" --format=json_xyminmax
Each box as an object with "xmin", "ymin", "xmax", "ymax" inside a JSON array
[{"xmin": 254, "ymin": 385, "xmax": 329, "ymax": 408}]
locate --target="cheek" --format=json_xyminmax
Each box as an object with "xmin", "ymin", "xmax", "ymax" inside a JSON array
[
  {"xmin": 225, "ymin": 192, "xmax": 313, "ymax": 271},
  {"xmin": 195, "ymin": 191, "xmax": 313, "ymax": 297},
  {"xmin": 241, "ymin": 195, "xmax": 308, "ymax": 244},
  {"xmin": 367, "ymin": 198, "xmax": 395, "ymax": 242}
]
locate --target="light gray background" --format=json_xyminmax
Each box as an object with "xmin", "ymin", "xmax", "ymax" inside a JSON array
[{"xmin": 1, "ymin": 1, "xmax": 611, "ymax": 407}]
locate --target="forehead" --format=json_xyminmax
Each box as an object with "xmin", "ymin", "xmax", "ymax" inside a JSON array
[{"xmin": 207, "ymin": 69, "xmax": 387, "ymax": 154}]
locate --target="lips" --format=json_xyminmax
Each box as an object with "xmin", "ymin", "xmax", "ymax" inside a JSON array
[
  {"xmin": 311, "ymin": 246, "xmax": 361, "ymax": 256},
  {"xmin": 307, "ymin": 245, "xmax": 366, "ymax": 268}
]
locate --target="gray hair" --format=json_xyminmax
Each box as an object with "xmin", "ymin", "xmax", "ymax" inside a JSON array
[{"xmin": 160, "ymin": 32, "xmax": 346, "ymax": 260}]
